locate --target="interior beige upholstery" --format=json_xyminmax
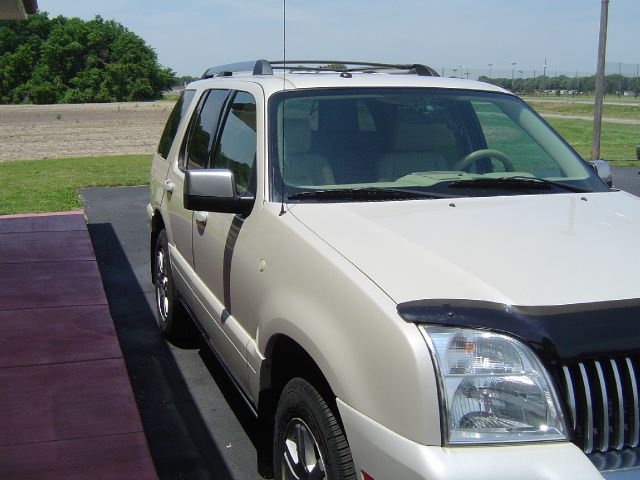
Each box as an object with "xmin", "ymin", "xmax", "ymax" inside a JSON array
[
  {"xmin": 377, "ymin": 122, "xmax": 454, "ymax": 180},
  {"xmin": 284, "ymin": 119, "xmax": 335, "ymax": 186}
]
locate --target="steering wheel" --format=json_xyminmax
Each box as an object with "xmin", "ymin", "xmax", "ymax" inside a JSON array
[{"xmin": 454, "ymin": 149, "xmax": 514, "ymax": 172}]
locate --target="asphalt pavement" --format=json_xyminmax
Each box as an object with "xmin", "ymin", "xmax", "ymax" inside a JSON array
[
  {"xmin": 82, "ymin": 187, "xmax": 263, "ymax": 480},
  {"xmin": 80, "ymin": 170, "xmax": 640, "ymax": 479},
  {"xmin": 612, "ymin": 166, "xmax": 640, "ymax": 195}
]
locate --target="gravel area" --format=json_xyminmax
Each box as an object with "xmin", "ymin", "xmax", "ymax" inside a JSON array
[{"xmin": 0, "ymin": 101, "xmax": 174, "ymax": 161}]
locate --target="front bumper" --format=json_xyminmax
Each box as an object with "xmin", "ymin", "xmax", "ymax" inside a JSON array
[
  {"xmin": 591, "ymin": 449, "xmax": 640, "ymax": 479},
  {"xmin": 337, "ymin": 399, "xmax": 604, "ymax": 480}
]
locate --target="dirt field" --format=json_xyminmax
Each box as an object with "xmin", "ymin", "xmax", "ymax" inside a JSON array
[{"xmin": 0, "ymin": 101, "xmax": 174, "ymax": 161}]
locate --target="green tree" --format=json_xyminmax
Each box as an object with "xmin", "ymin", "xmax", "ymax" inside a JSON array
[{"xmin": 0, "ymin": 12, "xmax": 175, "ymax": 104}]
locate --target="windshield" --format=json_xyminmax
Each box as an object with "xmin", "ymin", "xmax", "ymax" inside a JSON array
[{"xmin": 268, "ymin": 88, "xmax": 608, "ymax": 201}]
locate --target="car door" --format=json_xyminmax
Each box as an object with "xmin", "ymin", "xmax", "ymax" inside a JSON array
[
  {"xmin": 190, "ymin": 88, "xmax": 261, "ymax": 395},
  {"xmin": 165, "ymin": 88, "xmax": 231, "ymax": 295}
]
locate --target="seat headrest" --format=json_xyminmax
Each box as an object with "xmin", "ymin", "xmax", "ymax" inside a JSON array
[{"xmin": 284, "ymin": 118, "xmax": 312, "ymax": 154}]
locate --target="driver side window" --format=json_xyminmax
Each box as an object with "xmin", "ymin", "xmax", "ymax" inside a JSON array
[
  {"xmin": 182, "ymin": 89, "xmax": 230, "ymax": 170},
  {"xmin": 211, "ymin": 91, "xmax": 257, "ymax": 195}
]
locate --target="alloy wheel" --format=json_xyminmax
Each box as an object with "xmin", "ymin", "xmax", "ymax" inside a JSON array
[
  {"xmin": 155, "ymin": 247, "xmax": 170, "ymax": 323},
  {"xmin": 281, "ymin": 418, "xmax": 327, "ymax": 480}
]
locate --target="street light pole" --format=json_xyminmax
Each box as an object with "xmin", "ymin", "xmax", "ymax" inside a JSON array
[
  {"xmin": 488, "ymin": 63, "xmax": 492, "ymax": 83},
  {"xmin": 512, "ymin": 62, "xmax": 517, "ymax": 91},
  {"xmin": 591, "ymin": 0, "xmax": 609, "ymax": 161}
]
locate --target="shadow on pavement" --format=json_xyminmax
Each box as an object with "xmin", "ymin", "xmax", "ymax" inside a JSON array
[{"xmin": 88, "ymin": 222, "xmax": 238, "ymax": 480}]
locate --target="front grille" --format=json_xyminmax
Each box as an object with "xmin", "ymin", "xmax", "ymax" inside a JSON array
[{"xmin": 561, "ymin": 356, "xmax": 639, "ymax": 454}]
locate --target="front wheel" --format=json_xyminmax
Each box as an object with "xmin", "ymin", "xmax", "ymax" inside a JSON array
[
  {"xmin": 154, "ymin": 229, "xmax": 192, "ymax": 342},
  {"xmin": 273, "ymin": 378, "xmax": 356, "ymax": 480}
]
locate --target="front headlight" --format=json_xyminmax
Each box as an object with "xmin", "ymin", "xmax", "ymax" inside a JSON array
[{"xmin": 420, "ymin": 326, "xmax": 567, "ymax": 444}]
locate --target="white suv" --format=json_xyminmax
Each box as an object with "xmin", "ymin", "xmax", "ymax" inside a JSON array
[{"xmin": 148, "ymin": 60, "xmax": 640, "ymax": 480}]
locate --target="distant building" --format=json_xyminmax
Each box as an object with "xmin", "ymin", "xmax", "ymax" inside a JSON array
[{"xmin": 0, "ymin": 0, "xmax": 38, "ymax": 20}]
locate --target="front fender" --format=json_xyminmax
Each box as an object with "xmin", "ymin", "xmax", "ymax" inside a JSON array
[{"xmin": 250, "ymin": 206, "xmax": 442, "ymax": 446}]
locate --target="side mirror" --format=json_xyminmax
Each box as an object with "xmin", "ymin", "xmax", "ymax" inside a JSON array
[
  {"xmin": 589, "ymin": 159, "xmax": 613, "ymax": 188},
  {"xmin": 184, "ymin": 169, "xmax": 254, "ymax": 215}
]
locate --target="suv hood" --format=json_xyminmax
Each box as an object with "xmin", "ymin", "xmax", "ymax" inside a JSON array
[{"xmin": 290, "ymin": 191, "xmax": 640, "ymax": 306}]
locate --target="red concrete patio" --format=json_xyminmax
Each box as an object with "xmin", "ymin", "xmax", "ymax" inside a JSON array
[{"xmin": 0, "ymin": 211, "xmax": 157, "ymax": 479}]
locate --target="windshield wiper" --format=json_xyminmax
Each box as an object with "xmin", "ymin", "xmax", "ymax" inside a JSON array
[
  {"xmin": 448, "ymin": 176, "xmax": 588, "ymax": 193},
  {"xmin": 287, "ymin": 187, "xmax": 453, "ymax": 201}
]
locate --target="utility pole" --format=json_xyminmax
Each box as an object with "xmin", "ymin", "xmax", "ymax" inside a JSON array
[
  {"xmin": 591, "ymin": 0, "xmax": 609, "ymax": 160},
  {"xmin": 518, "ymin": 70, "xmax": 523, "ymax": 93},
  {"xmin": 512, "ymin": 62, "xmax": 517, "ymax": 91},
  {"xmin": 543, "ymin": 58, "xmax": 547, "ymax": 77},
  {"xmin": 618, "ymin": 61, "xmax": 622, "ymax": 98}
]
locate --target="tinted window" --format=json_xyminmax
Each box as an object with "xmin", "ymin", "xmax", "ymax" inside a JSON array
[
  {"xmin": 269, "ymin": 88, "xmax": 608, "ymax": 201},
  {"xmin": 185, "ymin": 89, "xmax": 229, "ymax": 170},
  {"xmin": 472, "ymin": 100, "xmax": 561, "ymax": 176},
  {"xmin": 157, "ymin": 89, "xmax": 196, "ymax": 158},
  {"xmin": 213, "ymin": 91, "xmax": 257, "ymax": 194}
]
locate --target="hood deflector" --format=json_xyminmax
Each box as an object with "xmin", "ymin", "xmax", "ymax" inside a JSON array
[{"xmin": 398, "ymin": 298, "xmax": 640, "ymax": 363}]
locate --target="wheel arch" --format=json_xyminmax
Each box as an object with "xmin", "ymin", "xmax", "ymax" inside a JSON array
[
  {"xmin": 261, "ymin": 333, "xmax": 336, "ymax": 408},
  {"xmin": 255, "ymin": 333, "xmax": 343, "ymax": 476}
]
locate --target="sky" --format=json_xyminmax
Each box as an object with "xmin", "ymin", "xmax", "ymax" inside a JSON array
[{"xmin": 37, "ymin": 0, "xmax": 639, "ymax": 78}]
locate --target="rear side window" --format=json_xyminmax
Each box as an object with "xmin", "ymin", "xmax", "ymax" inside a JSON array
[
  {"xmin": 184, "ymin": 89, "xmax": 230, "ymax": 170},
  {"xmin": 212, "ymin": 91, "xmax": 257, "ymax": 194},
  {"xmin": 157, "ymin": 89, "xmax": 196, "ymax": 159}
]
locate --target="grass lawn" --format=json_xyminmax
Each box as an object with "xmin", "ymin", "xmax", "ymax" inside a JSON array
[
  {"xmin": 528, "ymin": 101, "xmax": 640, "ymax": 120},
  {"xmin": 522, "ymin": 94, "xmax": 640, "ymax": 104},
  {"xmin": 1, "ymin": 122, "xmax": 638, "ymax": 216},
  {"xmin": 0, "ymin": 154, "xmax": 152, "ymax": 215},
  {"xmin": 162, "ymin": 92, "xmax": 181, "ymax": 102},
  {"xmin": 546, "ymin": 118, "xmax": 640, "ymax": 166}
]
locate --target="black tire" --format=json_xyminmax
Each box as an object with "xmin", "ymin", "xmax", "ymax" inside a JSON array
[
  {"xmin": 273, "ymin": 378, "xmax": 356, "ymax": 480},
  {"xmin": 153, "ymin": 229, "xmax": 193, "ymax": 342}
]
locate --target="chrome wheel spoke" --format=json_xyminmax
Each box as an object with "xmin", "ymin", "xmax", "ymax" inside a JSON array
[
  {"xmin": 282, "ymin": 419, "xmax": 326, "ymax": 480},
  {"xmin": 155, "ymin": 247, "xmax": 170, "ymax": 321},
  {"xmin": 295, "ymin": 425, "xmax": 309, "ymax": 471},
  {"xmin": 309, "ymin": 463, "xmax": 325, "ymax": 480},
  {"xmin": 284, "ymin": 438, "xmax": 304, "ymax": 479}
]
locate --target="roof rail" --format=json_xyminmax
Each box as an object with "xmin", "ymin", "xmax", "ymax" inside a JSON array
[
  {"xmin": 201, "ymin": 59, "xmax": 439, "ymax": 79},
  {"xmin": 270, "ymin": 60, "xmax": 439, "ymax": 77}
]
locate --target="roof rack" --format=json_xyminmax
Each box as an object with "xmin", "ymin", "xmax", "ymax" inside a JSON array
[{"xmin": 201, "ymin": 59, "xmax": 440, "ymax": 79}]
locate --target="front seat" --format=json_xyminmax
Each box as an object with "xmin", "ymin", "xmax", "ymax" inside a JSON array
[
  {"xmin": 377, "ymin": 122, "xmax": 451, "ymax": 181},
  {"xmin": 283, "ymin": 118, "xmax": 335, "ymax": 186}
]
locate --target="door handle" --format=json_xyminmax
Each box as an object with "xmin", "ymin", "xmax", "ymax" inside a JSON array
[
  {"xmin": 194, "ymin": 211, "xmax": 208, "ymax": 225},
  {"xmin": 163, "ymin": 179, "xmax": 175, "ymax": 192}
]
